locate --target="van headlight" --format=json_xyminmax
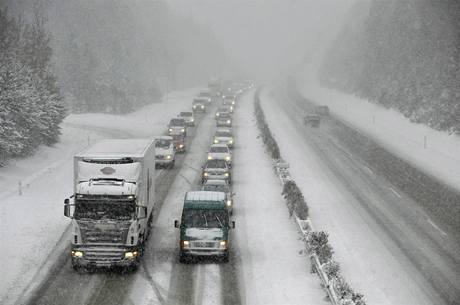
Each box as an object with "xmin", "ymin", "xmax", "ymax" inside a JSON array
[
  {"xmin": 124, "ymin": 251, "xmax": 139, "ymax": 259},
  {"xmin": 166, "ymin": 155, "xmax": 172, "ymax": 160},
  {"xmin": 225, "ymin": 156, "xmax": 231, "ymax": 161},
  {"xmin": 219, "ymin": 240, "xmax": 227, "ymax": 249},
  {"xmin": 71, "ymin": 250, "xmax": 84, "ymax": 258},
  {"xmin": 214, "ymin": 139, "xmax": 219, "ymax": 144},
  {"xmin": 181, "ymin": 240, "xmax": 190, "ymax": 249},
  {"xmin": 227, "ymin": 120, "xmax": 231, "ymax": 124}
]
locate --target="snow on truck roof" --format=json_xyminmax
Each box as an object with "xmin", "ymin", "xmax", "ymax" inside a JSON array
[
  {"xmin": 76, "ymin": 139, "xmax": 154, "ymax": 158},
  {"xmin": 185, "ymin": 191, "xmax": 225, "ymax": 202}
]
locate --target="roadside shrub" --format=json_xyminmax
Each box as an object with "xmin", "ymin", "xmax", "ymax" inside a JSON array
[
  {"xmin": 323, "ymin": 260, "xmax": 340, "ymax": 279},
  {"xmin": 282, "ymin": 180, "xmax": 309, "ymax": 219},
  {"xmin": 306, "ymin": 231, "xmax": 333, "ymax": 264}
]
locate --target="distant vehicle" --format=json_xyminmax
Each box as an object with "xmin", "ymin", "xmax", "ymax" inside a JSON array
[
  {"xmin": 202, "ymin": 159, "xmax": 231, "ymax": 184},
  {"xmin": 174, "ymin": 191, "xmax": 235, "ymax": 263},
  {"xmin": 222, "ymin": 100, "xmax": 234, "ymax": 113},
  {"xmin": 207, "ymin": 143, "xmax": 232, "ymax": 166},
  {"xmin": 213, "ymin": 128, "xmax": 234, "ymax": 148},
  {"xmin": 63, "ymin": 139, "xmax": 155, "ymax": 271},
  {"xmin": 315, "ymin": 105, "xmax": 330, "ymax": 116},
  {"xmin": 202, "ymin": 179, "xmax": 234, "ymax": 214},
  {"xmin": 155, "ymin": 136, "xmax": 175, "ymax": 169},
  {"xmin": 223, "ymin": 95, "xmax": 236, "ymax": 106},
  {"xmin": 179, "ymin": 111, "xmax": 195, "ymax": 127},
  {"xmin": 304, "ymin": 114, "xmax": 321, "ymax": 127},
  {"xmin": 216, "ymin": 112, "xmax": 232, "ymax": 127},
  {"xmin": 215, "ymin": 106, "xmax": 231, "ymax": 119},
  {"xmin": 197, "ymin": 91, "xmax": 213, "ymax": 104},
  {"xmin": 192, "ymin": 98, "xmax": 207, "ymax": 113},
  {"xmin": 172, "ymin": 134, "xmax": 186, "ymax": 153},
  {"xmin": 168, "ymin": 118, "xmax": 187, "ymax": 136}
]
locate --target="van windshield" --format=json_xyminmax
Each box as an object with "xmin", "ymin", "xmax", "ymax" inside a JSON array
[{"xmin": 182, "ymin": 209, "xmax": 228, "ymax": 228}]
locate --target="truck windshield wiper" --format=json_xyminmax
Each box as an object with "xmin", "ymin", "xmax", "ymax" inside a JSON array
[{"xmin": 203, "ymin": 214, "xmax": 208, "ymax": 227}]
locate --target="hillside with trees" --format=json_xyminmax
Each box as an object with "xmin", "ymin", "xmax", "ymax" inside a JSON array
[
  {"xmin": 320, "ymin": 0, "xmax": 460, "ymax": 133},
  {"xmin": 0, "ymin": 8, "xmax": 65, "ymax": 163}
]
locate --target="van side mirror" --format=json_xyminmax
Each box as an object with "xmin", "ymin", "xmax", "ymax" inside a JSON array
[
  {"xmin": 231, "ymin": 221, "xmax": 235, "ymax": 229},
  {"xmin": 137, "ymin": 206, "xmax": 147, "ymax": 219},
  {"xmin": 174, "ymin": 220, "xmax": 179, "ymax": 228}
]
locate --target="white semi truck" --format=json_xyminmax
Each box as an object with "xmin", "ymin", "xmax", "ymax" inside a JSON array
[{"xmin": 64, "ymin": 139, "xmax": 155, "ymax": 271}]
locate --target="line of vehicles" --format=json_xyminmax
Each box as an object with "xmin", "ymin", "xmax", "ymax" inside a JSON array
[{"xmin": 62, "ymin": 80, "xmax": 253, "ymax": 272}]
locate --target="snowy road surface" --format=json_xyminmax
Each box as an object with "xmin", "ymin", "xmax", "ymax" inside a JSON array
[
  {"xmin": 4, "ymin": 89, "xmax": 331, "ymax": 305},
  {"xmin": 260, "ymin": 88, "xmax": 460, "ymax": 305}
]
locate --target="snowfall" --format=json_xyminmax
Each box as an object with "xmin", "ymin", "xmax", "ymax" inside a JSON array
[{"xmin": 1, "ymin": 77, "xmax": 459, "ymax": 304}]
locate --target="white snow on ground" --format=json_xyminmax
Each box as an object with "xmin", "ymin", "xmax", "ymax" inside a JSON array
[
  {"xmin": 260, "ymin": 88, "xmax": 438, "ymax": 305},
  {"xmin": 233, "ymin": 91, "xmax": 327, "ymax": 305},
  {"xmin": 0, "ymin": 88, "xmax": 200, "ymax": 304},
  {"xmin": 296, "ymin": 72, "xmax": 460, "ymax": 193}
]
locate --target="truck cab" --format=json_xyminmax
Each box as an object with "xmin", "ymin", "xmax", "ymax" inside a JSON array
[
  {"xmin": 64, "ymin": 139, "xmax": 155, "ymax": 271},
  {"xmin": 175, "ymin": 191, "xmax": 235, "ymax": 263}
]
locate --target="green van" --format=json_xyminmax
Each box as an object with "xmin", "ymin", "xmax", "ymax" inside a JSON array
[{"xmin": 174, "ymin": 191, "xmax": 235, "ymax": 263}]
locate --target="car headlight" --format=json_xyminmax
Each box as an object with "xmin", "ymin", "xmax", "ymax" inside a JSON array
[
  {"xmin": 166, "ymin": 155, "xmax": 172, "ymax": 160},
  {"xmin": 224, "ymin": 172, "xmax": 229, "ymax": 177},
  {"xmin": 181, "ymin": 240, "xmax": 190, "ymax": 249},
  {"xmin": 227, "ymin": 120, "xmax": 231, "ymax": 124},
  {"xmin": 193, "ymin": 105, "xmax": 197, "ymax": 109},
  {"xmin": 181, "ymin": 128, "xmax": 185, "ymax": 132},
  {"xmin": 229, "ymin": 139, "xmax": 233, "ymax": 144},
  {"xmin": 191, "ymin": 118, "xmax": 194, "ymax": 122},
  {"xmin": 216, "ymin": 113, "xmax": 220, "ymax": 117},
  {"xmin": 179, "ymin": 144, "xmax": 184, "ymax": 148},
  {"xmin": 169, "ymin": 128, "xmax": 173, "ymax": 132},
  {"xmin": 230, "ymin": 106, "xmax": 234, "ymax": 111},
  {"xmin": 201, "ymin": 105, "xmax": 204, "ymax": 109},
  {"xmin": 232, "ymin": 101, "xmax": 235, "ymax": 105},
  {"xmin": 124, "ymin": 251, "xmax": 139, "ymax": 259},
  {"xmin": 214, "ymin": 139, "xmax": 219, "ymax": 144},
  {"xmin": 219, "ymin": 240, "xmax": 227, "ymax": 249},
  {"xmin": 71, "ymin": 250, "xmax": 83, "ymax": 258},
  {"xmin": 203, "ymin": 172, "xmax": 208, "ymax": 177},
  {"xmin": 225, "ymin": 156, "xmax": 231, "ymax": 161},
  {"xmin": 208, "ymin": 155, "xmax": 213, "ymax": 160}
]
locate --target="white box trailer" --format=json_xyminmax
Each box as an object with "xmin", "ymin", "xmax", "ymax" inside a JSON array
[{"xmin": 64, "ymin": 139, "xmax": 155, "ymax": 271}]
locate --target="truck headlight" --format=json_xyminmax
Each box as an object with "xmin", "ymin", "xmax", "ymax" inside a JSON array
[
  {"xmin": 227, "ymin": 120, "xmax": 231, "ymax": 124},
  {"xmin": 229, "ymin": 139, "xmax": 233, "ymax": 144},
  {"xmin": 225, "ymin": 156, "xmax": 231, "ymax": 161},
  {"xmin": 224, "ymin": 172, "xmax": 229, "ymax": 177},
  {"xmin": 203, "ymin": 172, "xmax": 208, "ymax": 177},
  {"xmin": 124, "ymin": 251, "xmax": 139, "ymax": 259},
  {"xmin": 219, "ymin": 241, "xmax": 227, "ymax": 249},
  {"xmin": 166, "ymin": 155, "xmax": 172, "ymax": 160},
  {"xmin": 71, "ymin": 250, "xmax": 84, "ymax": 258},
  {"xmin": 208, "ymin": 155, "xmax": 213, "ymax": 160},
  {"xmin": 181, "ymin": 240, "xmax": 190, "ymax": 249},
  {"xmin": 214, "ymin": 139, "xmax": 219, "ymax": 144},
  {"xmin": 230, "ymin": 106, "xmax": 234, "ymax": 111}
]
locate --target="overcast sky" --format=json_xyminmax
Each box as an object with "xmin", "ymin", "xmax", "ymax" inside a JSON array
[{"xmin": 165, "ymin": 0, "xmax": 355, "ymax": 81}]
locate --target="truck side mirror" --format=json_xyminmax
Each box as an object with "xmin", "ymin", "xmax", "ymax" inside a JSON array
[
  {"xmin": 64, "ymin": 200, "xmax": 74, "ymax": 218},
  {"xmin": 137, "ymin": 206, "xmax": 147, "ymax": 219},
  {"xmin": 174, "ymin": 220, "xmax": 179, "ymax": 228},
  {"xmin": 64, "ymin": 198, "xmax": 70, "ymax": 205},
  {"xmin": 231, "ymin": 221, "xmax": 235, "ymax": 229}
]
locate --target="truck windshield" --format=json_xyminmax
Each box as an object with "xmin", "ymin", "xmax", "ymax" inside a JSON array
[
  {"xmin": 74, "ymin": 200, "xmax": 135, "ymax": 221},
  {"xmin": 182, "ymin": 209, "xmax": 228, "ymax": 228}
]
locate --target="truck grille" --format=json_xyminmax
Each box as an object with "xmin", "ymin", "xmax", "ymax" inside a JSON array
[
  {"xmin": 78, "ymin": 221, "xmax": 130, "ymax": 244},
  {"xmin": 83, "ymin": 247, "xmax": 125, "ymax": 264}
]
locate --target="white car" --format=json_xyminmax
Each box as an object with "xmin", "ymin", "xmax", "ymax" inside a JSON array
[
  {"xmin": 179, "ymin": 111, "xmax": 195, "ymax": 127},
  {"xmin": 155, "ymin": 136, "xmax": 176, "ymax": 168},
  {"xmin": 207, "ymin": 144, "xmax": 232, "ymax": 166},
  {"xmin": 213, "ymin": 128, "xmax": 234, "ymax": 148},
  {"xmin": 168, "ymin": 118, "xmax": 187, "ymax": 136},
  {"xmin": 202, "ymin": 179, "xmax": 234, "ymax": 214}
]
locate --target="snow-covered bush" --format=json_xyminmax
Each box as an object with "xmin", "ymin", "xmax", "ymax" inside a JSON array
[
  {"xmin": 323, "ymin": 260, "xmax": 340, "ymax": 279},
  {"xmin": 305, "ymin": 231, "xmax": 333, "ymax": 264},
  {"xmin": 254, "ymin": 90, "xmax": 281, "ymax": 160},
  {"xmin": 281, "ymin": 180, "xmax": 309, "ymax": 219}
]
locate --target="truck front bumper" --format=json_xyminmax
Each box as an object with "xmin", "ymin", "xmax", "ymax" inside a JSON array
[{"xmin": 71, "ymin": 245, "xmax": 140, "ymax": 269}]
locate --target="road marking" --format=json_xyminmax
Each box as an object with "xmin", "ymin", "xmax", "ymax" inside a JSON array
[
  {"xmin": 427, "ymin": 218, "xmax": 448, "ymax": 236},
  {"xmin": 389, "ymin": 187, "xmax": 402, "ymax": 198},
  {"xmin": 363, "ymin": 165, "xmax": 373, "ymax": 175}
]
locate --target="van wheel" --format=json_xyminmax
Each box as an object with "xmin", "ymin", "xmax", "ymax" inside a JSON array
[
  {"xmin": 179, "ymin": 252, "xmax": 190, "ymax": 264},
  {"xmin": 221, "ymin": 253, "xmax": 229, "ymax": 263}
]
